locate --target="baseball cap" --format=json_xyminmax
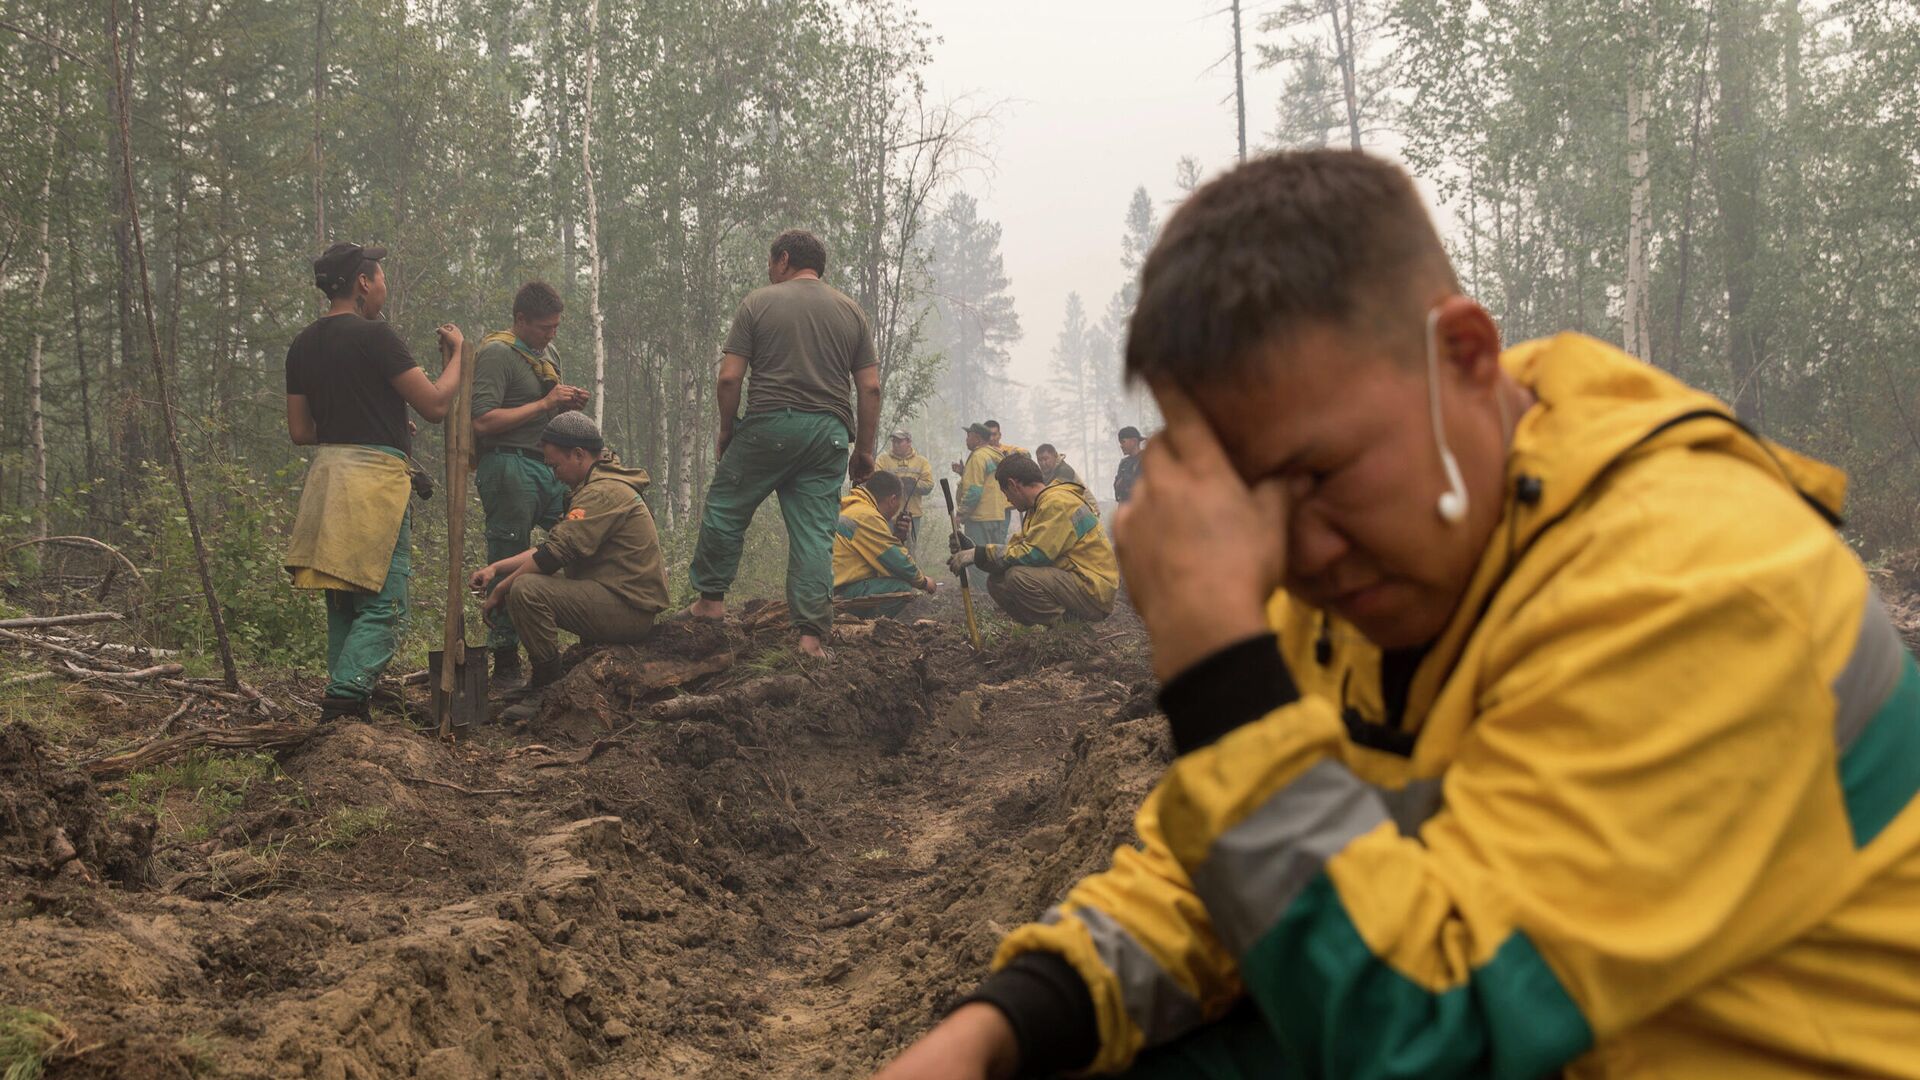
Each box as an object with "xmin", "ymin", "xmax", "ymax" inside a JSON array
[
  {"xmin": 1117, "ymin": 425, "xmax": 1143, "ymax": 440},
  {"xmin": 889, "ymin": 428, "xmax": 912, "ymax": 441},
  {"xmin": 312, "ymin": 241, "xmax": 389, "ymax": 293},
  {"xmin": 965, "ymin": 423, "xmax": 992, "ymax": 439}
]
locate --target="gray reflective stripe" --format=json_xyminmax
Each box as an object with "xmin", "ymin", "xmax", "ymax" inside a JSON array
[
  {"xmin": 1834, "ymin": 585, "xmax": 1906, "ymax": 754},
  {"xmin": 1380, "ymin": 776, "xmax": 1444, "ymax": 837},
  {"xmin": 1068, "ymin": 904, "xmax": 1207, "ymax": 1048},
  {"xmin": 1190, "ymin": 758, "xmax": 1391, "ymax": 956}
]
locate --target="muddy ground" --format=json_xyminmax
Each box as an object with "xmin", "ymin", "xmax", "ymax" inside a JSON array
[{"xmin": 0, "ymin": 597, "xmax": 1168, "ymax": 1078}]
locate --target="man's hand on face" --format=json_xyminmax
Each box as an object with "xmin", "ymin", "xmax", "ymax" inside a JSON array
[
  {"xmin": 869, "ymin": 1002, "xmax": 1019, "ymax": 1080},
  {"xmin": 1113, "ymin": 384, "xmax": 1292, "ymax": 683}
]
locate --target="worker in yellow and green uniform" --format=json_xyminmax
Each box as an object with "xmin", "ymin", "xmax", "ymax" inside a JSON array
[
  {"xmin": 985, "ymin": 420, "xmax": 1028, "ymax": 531},
  {"xmin": 834, "ymin": 469, "xmax": 938, "ymax": 618},
  {"xmin": 877, "ymin": 151, "xmax": 1920, "ymax": 1080},
  {"xmin": 878, "ymin": 429, "xmax": 935, "ymax": 547},
  {"xmin": 947, "ymin": 453, "xmax": 1115, "ymax": 626},
  {"xmin": 955, "ymin": 422, "xmax": 1008, "ymax": 588},
  {"xmin": 471, "ymin": 281, "xmax": 591, "ymax": 687}
]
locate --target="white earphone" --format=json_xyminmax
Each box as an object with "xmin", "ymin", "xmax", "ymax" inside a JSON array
[{"xmin": 1426, "ymin": 308, "xmax": 1469, "ymax": 525}]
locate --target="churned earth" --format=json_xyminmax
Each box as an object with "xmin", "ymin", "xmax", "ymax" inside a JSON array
[{"xmin": 0, "ymin": 597, "xmax": 1169, "ymax": 1078}]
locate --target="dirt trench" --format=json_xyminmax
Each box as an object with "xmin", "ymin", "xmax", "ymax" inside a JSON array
[{"xmin": 0, "ymin": 603, "xmax": 1170, "ymax": 1078}]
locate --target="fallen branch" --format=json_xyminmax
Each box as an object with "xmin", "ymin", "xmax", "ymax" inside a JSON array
[
  {"xmin": 399, "ymin": 773, "xmax": 525, "ymax": 797},
  {"xmin": 57, "ymin": 660, "xmax": 183, "ymax": 683},
  {"xmin": 1, "ymin": 670, "xmax": 58, "ymax": 689},
  {"xmin": 80, "ymin": 721, "xmax": 321, "ymax": 779},
  {"xmin": 0, "ymin": 611, "xmax": 124, "ymax": 629},
  {"xmin": 0, "ymin": 625, "xmax": 135, "ymax": 669},
  {"xmin": 620, "ymin": 674, "xmax": 808, "ymax": 731},
  {"xmin": 819, "ymin": 906, "xmax": 874, "ymax": 930}
]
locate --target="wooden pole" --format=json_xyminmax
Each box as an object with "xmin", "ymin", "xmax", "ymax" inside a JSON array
[{"xmin": 437, "ymin": 337, "xmax": 476, "ymax": 737}]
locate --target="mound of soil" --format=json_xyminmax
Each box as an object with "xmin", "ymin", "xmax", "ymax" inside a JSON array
[
  {"xmin": 0, "ymin": 721, "xmax": 152, "ymax": 887},
  {"xmin": 0, "ymin": 604, "xmax": 1167, "ymax": 1078}
]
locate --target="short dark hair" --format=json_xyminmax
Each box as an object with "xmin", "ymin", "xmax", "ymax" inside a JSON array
[
  {"xmin": 1036, "ymin": 443, "xmax": 1058, "ymax": 456},
  {"xmin": 322, "ymin": 258, "xmax": 381, "ymax": 301},
  {"xmin": 984, "ymin": 420, "xmax": 1002, "ymax": 431},
  {"xmin": 1125, "ymin": 150, "xmax": 1456, "ymax": 387},
  {"xmin": 996, "ymin": 453, "xmax": 1043, "ymax": 489},
  {"xmin": 771, "ymin": 230, "xmax": 827, "ymax": 275},
  {"xmin": 514, "ymin": 281, "xmax": 564, "ymax": 320},
  {"xmin": 862, "ymin": 469, "xmax": 903, "ymax": 502}
]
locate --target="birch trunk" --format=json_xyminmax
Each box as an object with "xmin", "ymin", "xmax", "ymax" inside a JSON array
[
  {"xmin": 28, "ymin": 57, "xmax": 59, "ymax": 538},
  {"xmin": 581, "ymin": 0, "xmax": 608, "ymax": 426},
  {"xmin": 1624, "ymin": 75, "xmax": 1653, "ymax": 362}
]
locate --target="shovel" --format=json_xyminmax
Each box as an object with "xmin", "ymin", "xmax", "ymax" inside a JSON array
[{"xmin": 939, "ymin": 479, "xmax": 984, "ymax": 651}]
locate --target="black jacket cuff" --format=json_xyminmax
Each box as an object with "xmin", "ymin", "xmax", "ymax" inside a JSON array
[
  {"xmin": 958, "ymin": 952, "xmax": 1099, "ymax": 1078},
  {"xmin": 1157, "ymin": 632, "xmax": 1299, "ymax": 755},
  {"xmin": 531, "ymin": 545, "xmax": 565, "ymax": 574}
]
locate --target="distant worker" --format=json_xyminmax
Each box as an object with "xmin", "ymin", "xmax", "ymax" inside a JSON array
[
  {"xmin": 954, "ymin": 423, "xmax": 1009, "ymax": 587},
  {"xmin": 1113, "ymin": 424, "xmax": 1144, "ymax": 504},
  {"xmin": 946, "ymin": 453, "xmax": 1116, "ymax": 626},
  {"xmin": 833, "ymin": 470, "xmax": 938, "ymax": 618},
  {"xmin": 470, "ymin": 281, "xmax": 591, "ymax": 688},
  {"xmin": 687, "ymin": 230, "xmax": 882, "ymax": 659},
  {"xmin": 474, "ymin": 413, "xmax": 668, "ymax": 721},
  {"xmin": 284, "ymin": 242, "xmax": 465, "ymax": 724},
  {"xmin": 877, "ymin": 429, "xmax": 935, "ymax": 545},
  {"xmin": 1035, "ymin": 443, "xmax": 1077, "ymax": 485},
  {"xmin": 985, "ymin": 419, "xmax": 1026, "ymax": 458}
]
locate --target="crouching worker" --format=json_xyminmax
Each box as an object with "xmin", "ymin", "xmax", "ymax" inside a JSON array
[
  {"xmin": 834, "ymin": 469, "xmax": 938, "ymax": 618},
  {"xmin": 947, "ymin": 453, "xmax": 1116, "ymax": 627},
  {"xmin": 472, "ymin": 413, "xmax": 668, "ymax": 721},
  {"xmin": 878, "ymin": 149, "xmax": 1920, "ymax": 1080}
]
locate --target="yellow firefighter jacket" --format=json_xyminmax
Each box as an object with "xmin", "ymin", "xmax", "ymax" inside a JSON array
[
  {"xmin": 976, "ymin": 480, "xmax": 1119, "ymax": 610},
  {"xmin": 959, "ymin": 444, "xmax": 1009, "ymax": 523},
  {"xmin": 878, "ymin": 450, "xmax": 935, "ymax": 519},
  {"xmin": 833, "ymin": 487, "xmax": 923, "ymax": 589},
  {"xmin": 984, "ymin": 333, "xmax": 1920, "ymax": 1078}
]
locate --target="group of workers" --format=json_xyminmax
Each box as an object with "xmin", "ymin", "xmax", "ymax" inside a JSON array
[{"xmin": 282, "ymin": 228, "xmax": 1136, "ymax": 726}]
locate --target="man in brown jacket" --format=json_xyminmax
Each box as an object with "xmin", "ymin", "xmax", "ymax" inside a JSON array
[{"xmin": 473, "ymin": 413, "xmax": 668, "ymax": 717}]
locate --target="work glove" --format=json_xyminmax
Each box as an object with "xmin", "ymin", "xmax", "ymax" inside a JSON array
[
  {"xmin": 947, "ymin": 549, "xmax": 976, "ymax": 575},
  {"xmin": 948, "ymin": 530, "xmax": 975, "ymax": 555}
]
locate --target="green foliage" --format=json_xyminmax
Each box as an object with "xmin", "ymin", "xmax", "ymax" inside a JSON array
[
  {"xmin": 311, "ymin": 806, "xmax": 392, "ymax": 852},
  {"xmin": 0, "ymin": 1007, "xmax": 72, "ymax": 1080},
  {"xmin": 116, "ymin": 752, "xmax": 276, "ymax": 842}
]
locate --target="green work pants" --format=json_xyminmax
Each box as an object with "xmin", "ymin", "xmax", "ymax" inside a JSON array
[
  {"xmin": 689, "ymin": 409, "xmax": 849, "ymax": 637},
  {"xmin": 961, "ymin": 519, "xmax": 1007, "ymax": 589},
  {"xmin": 476, "ymin": 449, "xmax": 568, "ymax": 650},
  {"xmin": 1117, "ymin": 1003, "xmax": 1280, "ymax": 1079},
  {"xmin": 833, "ymin": 576, "xmax": 917, "ymax": 619},
  {"xmin": 324, "ymin": 509, "xmax": 410, "ymax": 701}
]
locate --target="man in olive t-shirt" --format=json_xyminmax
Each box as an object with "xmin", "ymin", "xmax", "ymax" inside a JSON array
[
  {"xmin": 469, "ymin": 281, "xmax": 590, "ymax": 686},
  {"xmin": 687, "ymin": 229, "xmax": 882, "ymax": 658}
]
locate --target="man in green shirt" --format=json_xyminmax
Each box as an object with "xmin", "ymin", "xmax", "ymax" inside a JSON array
[
  {"xmin": 688, "ymin": 229, "xmax": 882, "ymax": 659},
  {"xmin": 470, "ymin": 281, "xmax": 590, "ymax": 686}
]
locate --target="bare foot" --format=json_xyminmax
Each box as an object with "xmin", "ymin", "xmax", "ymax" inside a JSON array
[
  {"xmin": 687, "ymin": 598, "xmax": 726, "ymax": 620},
  {"xmin": 798, "ymin": 634, "xmax": 830, "ymax": 659}
]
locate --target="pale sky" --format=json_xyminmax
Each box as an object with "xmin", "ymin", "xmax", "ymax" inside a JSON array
[{"xmin": 914, "ymin": 0, "xmax": 1295, "ymax": 388}]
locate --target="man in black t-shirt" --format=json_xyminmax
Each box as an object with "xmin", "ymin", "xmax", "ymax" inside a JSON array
[{"xmin": 283, "ymin": 242, "xmax": 469, "ymax": 722}]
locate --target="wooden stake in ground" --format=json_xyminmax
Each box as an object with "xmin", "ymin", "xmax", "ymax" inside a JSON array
[
  {"xmin": 437, "ymin": 337, "xmax": 478, "ymax": 737},
  {"xmin": 106, "ymin": 0, "xmax": 239, "ymax": 690}
]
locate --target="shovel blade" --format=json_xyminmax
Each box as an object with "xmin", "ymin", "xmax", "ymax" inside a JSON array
[{"xmin": 428, "ymin": 649, "xmax": 491, "ymax": 729}]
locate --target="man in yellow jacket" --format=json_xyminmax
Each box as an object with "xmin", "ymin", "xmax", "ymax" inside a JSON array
[
  {"xmin": 834, "ymin": 470, "xmax": 938, "ymax": 618},
  {"xmin": 949, "ymin": 454, "xmax": 1117, "ymax": 627},
  {"xmin": 878, "ymin": 151, "xmax": 1920, "ymax": 1078},
  {"xmin": 956, "ymin": 423, "xmax": 1010, "ymax": 587},
  {"xmin": 878, "ymin": 429, "xmax": 935, "ymax": 546}
]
